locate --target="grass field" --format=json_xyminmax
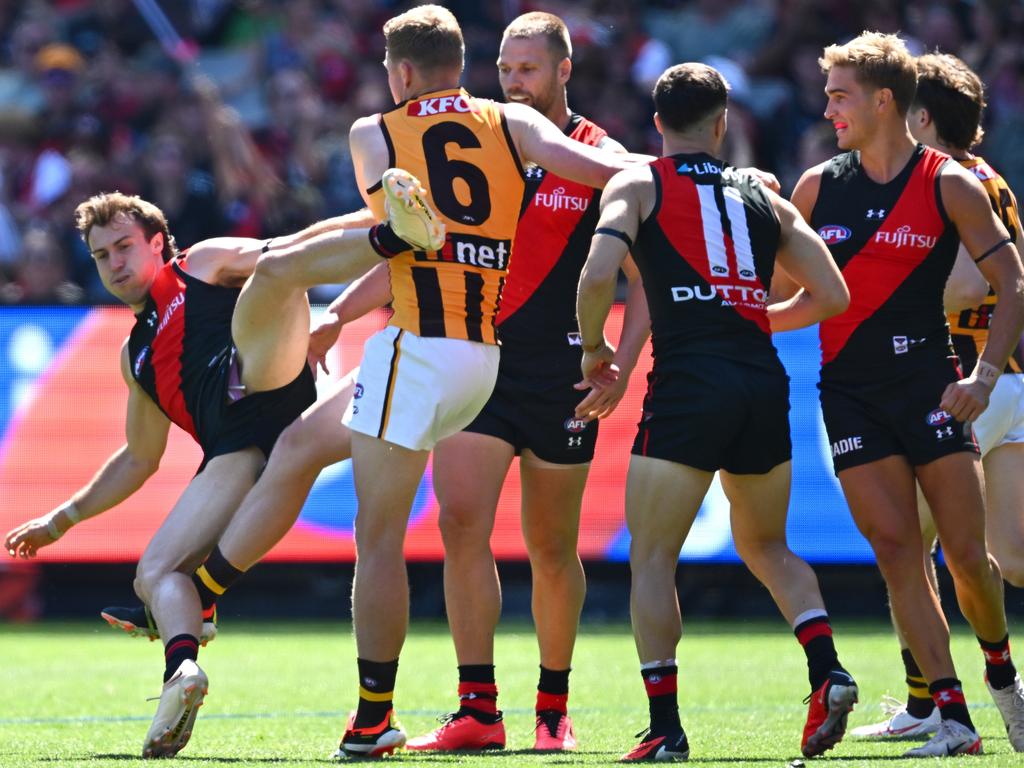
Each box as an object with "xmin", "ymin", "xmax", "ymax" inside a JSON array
[{"xmin": 2, "ymin": 619, "xmax": 1021, "ymax": 766}]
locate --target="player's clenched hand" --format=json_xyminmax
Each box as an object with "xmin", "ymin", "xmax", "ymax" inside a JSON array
[
  {"xmin": 940, "ymin": 377, "xmax": 991, "ymax": 423},
  {"xmin": 4, "ymin": 514, "xmax": 60, "ymax": 559},
  {"xmin": 307, "ymin": 315, "xmax": 343, "ymax": 379}
]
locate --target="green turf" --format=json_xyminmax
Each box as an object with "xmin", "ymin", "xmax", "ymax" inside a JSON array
[{"xmin": 1, "ymin": 618, "xmax": 1021, "ymax": 766}]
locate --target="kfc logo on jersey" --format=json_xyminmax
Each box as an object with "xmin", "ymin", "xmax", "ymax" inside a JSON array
[
  {"xmin": 133, "ymin": 346, "xmax": 150, "ymax": 377},
  {"xmin": 564, "ymin": 417, "xmax": 587, "ymax": 433},
  {"xmin": 926, "ymin": 408, "xmax": 952, "ymax": 427},
  {"xmin": 408, "ymin": 94, "xmax": 473, "ymax": 116},
  {"xmin": 874, "ymin": 224, "xmax": 938, "ymax": 250},
  {"xmin": 817, "ymin": 225, "xmax": 852, "ymax": 245}
]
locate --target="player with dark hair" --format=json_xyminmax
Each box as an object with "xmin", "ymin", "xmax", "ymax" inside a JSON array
[
  {"xmin": 787, "ymin": 32, "xmax": 1024, "ymax": 756},
  {"xmin": 851, "ymin": 51, "xmax": 1024, "ymax": 745},
  {"xmin": 578, "ymin": 62, "xmax": 856, "ymax": 762}
]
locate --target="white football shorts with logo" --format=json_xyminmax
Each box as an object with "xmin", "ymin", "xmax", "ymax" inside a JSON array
[
  {"xmin": 343, "ymin": 326, "xmax": 499, "ymax": 451},
  {"xmin": 973, "ymin": 372, "xmax": 1024, "ymax": 457}
]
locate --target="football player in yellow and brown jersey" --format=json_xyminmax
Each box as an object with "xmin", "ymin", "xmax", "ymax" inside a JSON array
[
  {"xmin": 851, "ymin": 51, "xmax": 1024, "ymax": 746},
  {"xmin": 337, "ymin": 4, "xmax": 646, "ymax": 758}
]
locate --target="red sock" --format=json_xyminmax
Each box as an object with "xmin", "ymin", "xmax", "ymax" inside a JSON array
[
  {"xmin": 458, "ymin": 681, "xmax": 498, "ymax": 717},
  {"xmin": 536, "ymin": 691, "xmax": 568, "ymax": 714}
]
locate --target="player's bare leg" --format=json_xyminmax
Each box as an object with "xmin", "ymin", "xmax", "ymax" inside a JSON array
[
  {"xmin": 840, "ymin": 457, "xmax": 955, "ymax": 681},
  {"xmin": 521, "ymin": 453, "xmax": 588, "ymax": 670},
  {"xmin": 722, "ymin": 462, "xmax": 857, "ymax": 757},
  {"xmin": 721, "ymin": 463, "xmax": 823, "ymax": 623},
  {"xmin": 133, "ymin": 447, "xmax": 264, "ymax": 758},
  {"xmin": 983, "ymin": 443, "xmax": 1024, "ymax": 587},
  {"xmin": 917, "ymin": 453, "xmax": 1007, "ymax": 642},
  {"xmin": 626, "ymin": 456, "xmax": 711, "ymax": 663},
  {"xmin": 217, "ymin": 372, "xmax": 356, "ymax": 570},
  {"xmin": 434, "ymin": 432, "xmax": 514, "ymax": 665},
  {"xmin": 521, "ymin": 451, "xmax": 588, "ymax": 750},
  {"xmin": 350, "ymin": 432, "xmax": 430, "ymax": 659}
]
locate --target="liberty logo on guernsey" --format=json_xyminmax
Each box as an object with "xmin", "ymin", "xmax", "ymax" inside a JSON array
[
  {"xmin": 874, "ymin": 224, "xmax": 938, "ymax": 250},
  {"xmin": 407, "ymin": 94, "xmax": 475, "ymax": 116},
  {"xmin": 534, "ymin": 186, "xmax": 590, "ymax": 213}
]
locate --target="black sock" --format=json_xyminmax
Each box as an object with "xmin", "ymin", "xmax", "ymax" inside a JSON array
[
  {"xmin": 794, "ymin": 615, "xmax": 840, "ymax": 691},
  {"xmin": 901, "ymin": 648, "xmax": 935, "ymax": 718},
  {"xmin": 929, "ymin": 678, "xmax": 975, "ymax": 732},
  {"xmin": 163, "ymin": 634, "xmax": 199, "ymax": 683},
  {"xmin": 192, "ymin": 546, "xmax": 244, "ymax": 611},
  {"xmin": 368, "ymin": 223, "xmax": 412, "ymax": 258},
  {"xmin": 642, "ymin": 664, "xmax": 681, "ymax": 734},
  {"xmin": 354, "ymin": 658, "xmax": 398, "ymax": 728},
  {"xmin": 538, "ymin": 665, "xmax": 570, "ymax": 695},
  {"xmin": 979, "ymin": 633, "xmax": 1017, "ymax": 690}
]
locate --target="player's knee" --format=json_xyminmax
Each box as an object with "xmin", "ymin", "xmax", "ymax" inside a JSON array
[
  {"xmin": 526, "ymin": 533, "xmax": 579, "ymax": 572},
  {"xmin": 133, "ymin": 567, "xmax": 159, "ymax": 603},
  {"xmin": 438, "ymin": 503, "xmax": 489, "ymax": 547},
  {"xmin": 944, "ymin": 541, "xmax": 995, "ymax": 584},
  {"xmin": 253, "ymin": 250, "xmax": 294, "ymax": 286}
]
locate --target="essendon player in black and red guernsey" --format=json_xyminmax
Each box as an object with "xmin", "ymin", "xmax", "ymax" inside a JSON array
[
  {"xmin": 410, "ymin": 12, "xmax": 650, "ymax": 754},
  {"xmin": 790, "ymin": 32, "xmax": 1024, "ymax": 757},
  {"xmin": 578, "ymin": 62, "xmax": 855, "ymax": 762},
  {"xmin": 1, "ymin": 189, "xmax": 440, "ymax": 759}
]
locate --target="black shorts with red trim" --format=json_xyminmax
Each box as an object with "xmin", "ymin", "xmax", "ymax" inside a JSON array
[
  {"xmin": 462, "ymin": 368, "xmax": 598, "ymax": 464},
  {"xmin": 631, "ymin": 360, "xmax": 791, "ymax": 474},
  {"xmin": 196, "ymin": 348, "xmax": 317, "ymax": 473},
  {"xmin": 820, "ymin": 354, "xmax": 978, "ymax": 474}
]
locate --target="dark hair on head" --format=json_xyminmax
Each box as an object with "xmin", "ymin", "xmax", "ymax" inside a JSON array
[
  {"xmin": 819, "ymin": 31, "xmax": 917, "ymax": 115},
  {"xmin": 653, "ymin": 63, "xmax": 729, "ymax": 133},
  {"xmin": 384, "ymin": 4, "xmax": 464, "ymax": 73},
  {"xmin": 503, "ymin": 12, "xmax": 571, "ymax": 61},
  {"xmin": 74, "ymin": 191, "xmax": 178, "ymax": 263},
  {"xmin": 913, "ymin": 52, "xmax": 985, "ymax": 150}
]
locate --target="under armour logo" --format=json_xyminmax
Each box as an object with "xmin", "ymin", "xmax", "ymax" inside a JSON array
[
  {"xmin": 568, "ymin": 436, "xmax": 583, "ymax": 448},
  {"xmin": 937, "ymin": 690, "xmax": 953, "ymax": 703},
  {"xmin": 866, "ymin": 208, "xmax": 886, "ymax": 219},
  {"xmin": 935, "ymin": 426, "xmax": 954, "ymax": 439},
  {"xmin": 146, "ymin": 311, "xmax": 157, "ymax": 327},
  {"xmin": 525, "ymin": 166, "xmax": 544, "ymax": 179}
]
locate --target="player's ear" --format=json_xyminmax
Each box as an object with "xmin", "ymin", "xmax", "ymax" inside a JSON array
[
  {"xmin": 149, "ymin": 231, "xmax": 164, "ymax": 258},
  {"xmin": 557, "ymin": 56, "xmax": 571, "ymax": 86},
  {"xmin": 653, "ymin": 112, "xmax": 664, "ymax": 137},
  {"xmin": 876, "ymin": 86, "xmax": 894, "ymax": 113}
]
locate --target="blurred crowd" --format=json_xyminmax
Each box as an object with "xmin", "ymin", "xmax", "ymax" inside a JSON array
[{"xmin": 0, "ymin": 0, "xmax": 1021, "ymax": 305}]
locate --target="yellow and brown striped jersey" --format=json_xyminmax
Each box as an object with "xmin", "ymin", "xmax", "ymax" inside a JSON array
[
  {"xmin": 947, "ymin": 156, "xmax": 1023, "ymax": 373},
  {"xmin": 368, "ymin": 88, "xmax": 526, "ymax": 344}
]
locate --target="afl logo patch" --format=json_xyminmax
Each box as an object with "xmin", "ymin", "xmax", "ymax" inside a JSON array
[
  {"xmin": 354, "ymin": 383, "xmax": 364, "ymax": 399},
  {"xmin": 564, "ymin": 417, "xmax": 587, "ymax": 433},
  {"xmin": 926, "ymin": 408, "xmax": 952, "ymax": 427},
  {"xmin": 817, "ymin": 225, "xmax": 851, "ymax": 245},
  {"xmin": 133, "ymin": 346, "xmax": 150, "ymax": 377}
]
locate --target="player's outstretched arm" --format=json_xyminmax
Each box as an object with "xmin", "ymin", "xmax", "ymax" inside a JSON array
[
  {"xmin": 504, "ymin": 102, "xmax": 653, "ymax": 189},
  {"xmin": 940, "ymin": 164, "xmax": 1024, "ymax": 421},
  {"xmin": 308, "ymin": 262, "xmax": 395, "ymax": 376},
  {"xmin": 767, "ymin": 191, "xmax": 850, "ymax": 332},
  {"xmin": 4, "ymin": 342, "xmax": 170, "ymax": 558}
]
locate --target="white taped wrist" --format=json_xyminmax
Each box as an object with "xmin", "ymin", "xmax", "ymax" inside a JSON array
[
  {"xmin": 46, "ymin": 515, "xmax": 62, "ymax": 541},
  {"xmin": 974, "ymin": 360, "xmax": 1000, "ymax": 388},
  {"xmin": 63, "ymin": 502, "xmax": 81, "ymax": 525}
]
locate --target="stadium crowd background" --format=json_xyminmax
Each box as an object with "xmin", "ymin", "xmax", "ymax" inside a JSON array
[{"xmin": 0, "ymin": 0, "xmax": 1022, "ymax": 306}]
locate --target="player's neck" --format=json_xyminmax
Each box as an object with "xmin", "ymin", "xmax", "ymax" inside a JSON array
[
  {"xmin": 406, "ymin": 81, "xmax": 461, "ymax": 100},
  {"xmin": 545, "ymin": 101, "xmax": 572, "ymax": 132},
  {"xmin": 857, "ymin": 128, "xmax": 917, "ymax": 184},
  {"xmin": 663, "ymin": 138, "xmax": 715, "ymax": 157}
]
